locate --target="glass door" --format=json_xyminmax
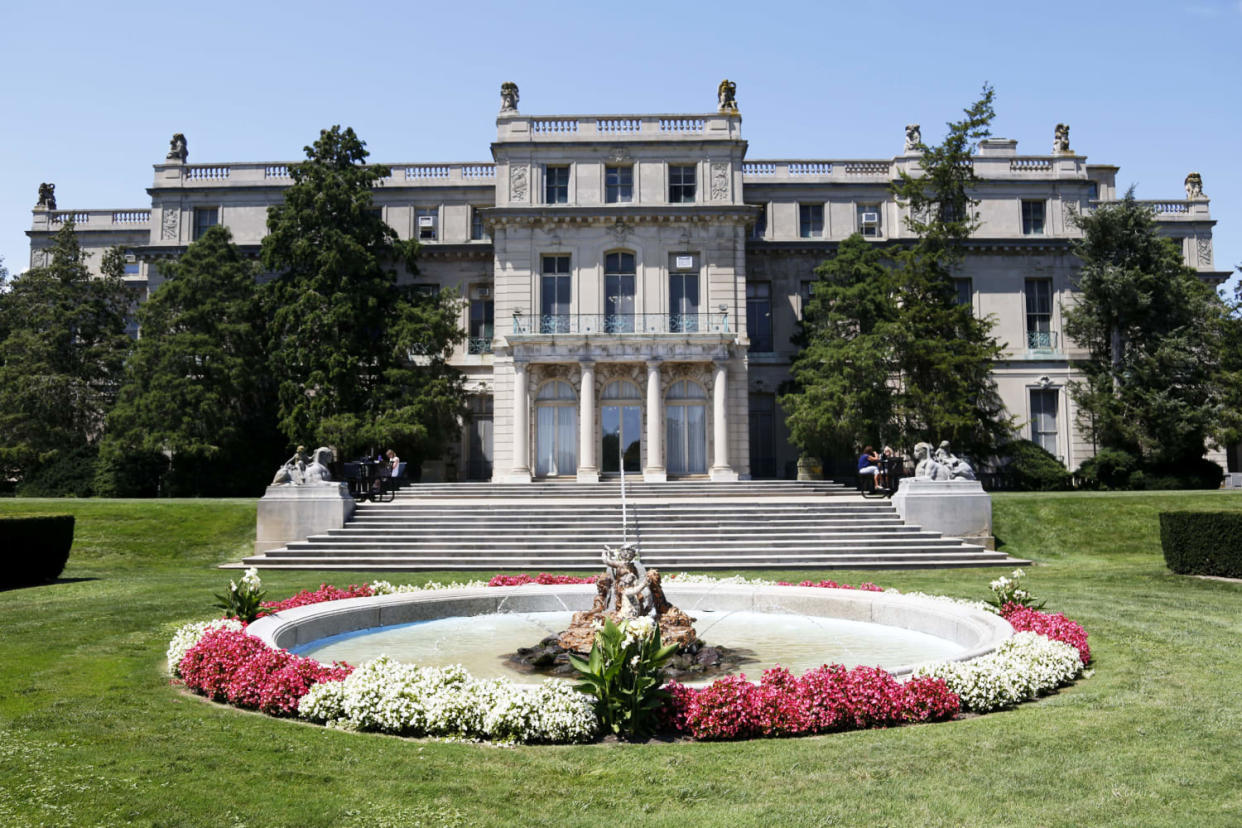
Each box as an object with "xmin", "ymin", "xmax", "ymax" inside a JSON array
[
  {"xmin": 601, "ymin": 380, "xmax": 641, "ymax": 473},
  {"xmin": 666, "ymin": 380, "xmax": 707, "ymax": 475},
  {"xmin": 534, "ymin": 381, "xmax": 577, "ymax": 477}
]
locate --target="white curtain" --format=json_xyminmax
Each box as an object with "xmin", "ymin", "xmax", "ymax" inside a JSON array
[
  {"xmin": 536, "ymin": 406, "xmax": 555, "ymax": 477},
  {"xmin": 686, "ymin": 404, "xmax": 707, "ymax": 473},
  {"xmin": 666, "ymin": 406, "xmax": 686, "ymax": 474},
  {"xmin": 556, "ymin": 406, "xmax": 577, "ymax": 475}
]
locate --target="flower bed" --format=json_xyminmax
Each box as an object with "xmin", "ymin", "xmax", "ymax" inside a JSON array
[{"xmin": 168, "ymin": 572, "xmax": 1091, "ymax": 744}]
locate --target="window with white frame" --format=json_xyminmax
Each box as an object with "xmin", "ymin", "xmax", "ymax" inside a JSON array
[
  {"xmin": 540, "ymin": 254, "xmax": 571, "ymax": 333},
  {"xmin": 1024, "ymin": 278, "xmax": 1053, "ymax": 349},
  {"xmin": 192, "ymin": 207, "xmax": 218, "ymax": 240},
  {"xmin": 470, "ymin": 206, "xmax": 488, "ymax": 240},
  {"xmin": 799, "ymin": 204, "xmax": 824, "ymax": 238},
  {"xmin": 1021, "ymin": 200, "xmax": 1046, "ymax": 235},
  {"xmin": 605, "ymin": 166, "xmax": 633, "ymax": 203},
  {"xmin": 416, "ymin": 207, "xmax": 438, "ymax": 240},
  {"xmin": 545, "ymin": 166, "xmax": 569, "ymax": 204},
  {"xmin": 668, "ymin": 164, "xmax": 696, "ymax": 203},
  {"xmin": 1030, "ymin": 388, "xmax": 1059, "ymax": 456},
  {"xmin": 857, "ymin": 203, "xmax": 882, "ymax": 237},
  {"xmin": 604, "ymin": 251, "xmax": 636, "ymax": 333}
]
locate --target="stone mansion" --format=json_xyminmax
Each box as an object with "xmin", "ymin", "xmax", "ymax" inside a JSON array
[{"xmin": 27, "ymin": 82, "xmax": 1229, "ymax": 483}]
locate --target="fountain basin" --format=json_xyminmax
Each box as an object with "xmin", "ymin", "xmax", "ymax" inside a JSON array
[{"xmin": 247, "ymin": 584, "xmax": 1013, "ymax": 685}]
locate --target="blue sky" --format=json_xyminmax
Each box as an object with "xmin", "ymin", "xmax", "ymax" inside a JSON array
[{"xmin": 1, "ymin": 0, "xmax": 1238, "ymax": 290}]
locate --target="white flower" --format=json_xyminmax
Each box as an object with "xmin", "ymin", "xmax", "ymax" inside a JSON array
[
  {"xmin": 1012, "ymin": 568, "xmax": 1026, "ymax": 579},
  {"xmin": 914, "ymin": 632, "xmax": 1082, "ymax": 713},
  {"xmin": 165, "ymin": 618, "xmax": 244, "ymax": 676},
  {"xmin": 240, "ymin": 567, "xmax": 262, "ymax": 592}
]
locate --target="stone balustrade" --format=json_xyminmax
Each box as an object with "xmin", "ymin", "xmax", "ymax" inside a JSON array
[
  {"xmin": 1009, "ymin": 158, "xmax": 1053, "ymax": 172},
  {"xmin": 742, "ymin": 160, "xmax": 891, "ymax": 181},
  {"xmin": 1092, "ymin": 199, "xmax": 1209, "ymax": 219},
  {"xmin": 157, "ymin": 161, "xmax": 496, "ymax": 188},
  {"xmin": 41, "ymin": 209, "xmax": 150, "ymax": 228},
  {"xmin": 497, "ymin": 113, "xmax": 739, "ymax": 141}
]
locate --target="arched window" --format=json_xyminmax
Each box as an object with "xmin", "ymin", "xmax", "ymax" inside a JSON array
[
  {"xmin": 666, "ymin": 380, "xmax": 707, "ymax": 475},
  {"xmin": 604, "ymin": 251, "xmax": 636, "ymax": 333},
  {"xmin": 601, "ymin": 380, "xmax": 642, "ymax": 474},
  {"xmin": 535, "ymin": 380, "xmax": 577, "ymax": 477}
]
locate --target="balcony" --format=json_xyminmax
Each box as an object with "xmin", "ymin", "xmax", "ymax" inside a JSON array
[
  {"xmin": 511, "ymin": 312, "xmax": 730, "ymax": 336},
  {"xmin": 467, "ymin": 336, "xmax": 494, "ymax": 355},
  {"xmin": 1026, "ymin": 330, "xmax": 1059, "ymax": 352}
]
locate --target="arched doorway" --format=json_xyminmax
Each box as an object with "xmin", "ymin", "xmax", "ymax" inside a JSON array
[
  {"xmin": 666, "ymin": 380, "xmax": 707, "ymax": 475},
  {"xmin": 535, "ymin": 380, "xmax": 577, "ymax": 477},
  {"xmin": 601, "ymin": 379, "xmax": 641, "ymax": 474}
]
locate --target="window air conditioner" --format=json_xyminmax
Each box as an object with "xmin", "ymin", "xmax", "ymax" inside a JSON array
[
  {"xmin": 477, "ymin": 287, "xmax": 491, "ymax": 298},
  {"xmin": 861, "ymin": 212, "xmax": 879, "ymax": 224},
  {"xmin": 125, "ymin": 254, "xmax": 137, "ymax": 263},
  {"xmin": 418, "ymin": 215, "xmax": 435, "ymax": 227}
]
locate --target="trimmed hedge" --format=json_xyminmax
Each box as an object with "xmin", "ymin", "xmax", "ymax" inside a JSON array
[
  {"xmin": 0, "ymin": 515, "xmax": 75, "ymax": 587},
  {"xmin": 1160, "ymin": 512, "xmax": 1242, "ymax": 578}
]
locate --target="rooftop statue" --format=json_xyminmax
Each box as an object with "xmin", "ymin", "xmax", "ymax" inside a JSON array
[
  {"xmin": 1185, "ymin": 172, "xmax": 1205, "ymax": 200},
  {"xmin": 904, "ymin": 124, "xmax": 921, "ymax": 153},
  {"xmin": 36, "ymin": 183, "xmax": 56, "ymax": 210},
  {"xmin": 717, "ymin": 79, "xmax": 737, "ymax": 113},
  {"xmin": 1053, "ymin": 123, "xmax": 1071, "ymax": 154},
  {"xmin": 166, "ymin": 133, "xmax": 188, "ymax": 163},
  {"xmin": 499, "ymin": 82, "xmax": 519, "ymax": 113}
]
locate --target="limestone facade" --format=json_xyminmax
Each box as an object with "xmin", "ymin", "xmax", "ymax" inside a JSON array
[{"xmin": 27, "ymin": 87, "xmax": 1230, "ymax": 481}]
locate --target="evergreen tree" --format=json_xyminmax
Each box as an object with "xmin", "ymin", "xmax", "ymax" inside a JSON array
[
  {"xmin": 97, "ymin": 225, "xmax": 282, "ymax": 495},
  {"xmin": 1063, "ymin": 191, "xmax": 1229, "ymax": 468},
  {"xmin": 0, "ymin": 223, "xmax": 133, "ymax": 487},
  {"xmin": 260, "ymin": 126, "xmax": 464, "ymax": 461}
]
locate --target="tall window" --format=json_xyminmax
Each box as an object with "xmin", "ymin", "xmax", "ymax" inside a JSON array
[
  {"xmin": 857, "ymin": 204, "xmax": 882, "ymax": 237},
  {"xmin": 749, "ymin": 204, "xmax": 767, "ymax": 239},
  {"xmin": 747, "ymin": 281, "xmax": 773, "ymax": 352},
  {"xmin": 540, "ymin": 254, "xmax": 571, "ymax": 333},
  {"xmin": 1022, "ymin": 200, "xmax": 1046, "ymax": 235},
  {"xmin": 545, "ymin": 166, "xmax": 569, "ymax": 204},
  {"xmin": 954, "ymin": 278, "xmax": 973, "ymax": 306},
  {"xmin": 192, "ymin": 207, "xmax": 218, "ymax": 240},
  {"xmin": 666, "ymin": 380, "xmax": 707, "ymax": 475},
  {"xmin": 1024, "ymin": 279, "xmax": 1053, "ymax": 349},
  {"xmin": 749, "ymin": 393, "xmax": 777, "ymax": 479},
  {"xmin": 605, "ymin": 166, "xmax": 633, "ymax": 203},
  {"xmin": 604, "ymin": 251, "xmax": 636, "ymax": 333},
  {"xmin": 416, "ymin": 207, "xmax": 437, "ymax": 240},
  {"xmin": 669, "ymin": 253, "xmax": 699, "ymax": 332},
  {"xmin": 669, "ymin": 164, "xmax": 696, "ymax": 203},
  {"xmin": 799, "ymin": 204, "xmax": 824, "ymax": 238},
  {"xmin": 535, "ymin": 381, "xmax": 577, "ymax": 477},
  {"xmin": 468, "ymin": 289, "xmax": 494, "ymax": 354},
  {"xmin": 466, "ymin": 396, "xmax": 493, "ymax": 481},
  {"xmin": 1030, "ymin": 389, "xmax": 1059, "ymax": 456},
  {"xmin": 470, "ymin": 206, "xmax": 488, "ymax": 240}
]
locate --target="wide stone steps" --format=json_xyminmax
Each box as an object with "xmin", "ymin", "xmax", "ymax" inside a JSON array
[{"xmin": 238, "ymin": 480, "xmax": 1026, "ymax": 572}]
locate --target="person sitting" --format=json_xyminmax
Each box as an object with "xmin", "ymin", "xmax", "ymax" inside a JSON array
[
  {"xmin": 857, "ymin": 445, "xmax": 880, "ymax": 492},
  {"xmin": 879, "ymin": 445, "xmax": 897, "ymax": 490}
]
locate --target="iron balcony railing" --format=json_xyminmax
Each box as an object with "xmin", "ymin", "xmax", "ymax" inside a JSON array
[
  {"xmin": 467, "ymin": 336, "xmax": 494, "ymax": 354},
  {"xmin": 1026, "ymin": 330, "xmax": 1059, "ymax": 351},
  {"xmin": 511, "ymin": 312, "xmax": 730, "ymax": 336}
]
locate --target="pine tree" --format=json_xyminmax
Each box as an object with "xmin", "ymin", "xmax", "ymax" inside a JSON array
[
  {"xmin": 97, "ymin": 225, "xmax": 282, "ymax": 495},
  {"xmin": 1064, "ymin": 191, "xmax": 1229, "ymax": 468},
  {"xmin": 260, "ymin": 126, "xmax": 464, "ymax": 462},
  {"xmin": 0, "ymin": 223, "xmax": 133, "ymax": 487}
]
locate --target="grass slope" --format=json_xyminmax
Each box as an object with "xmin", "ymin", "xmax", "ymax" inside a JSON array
[{"xmin": 1, "ymin": 492, "xmax": 1241, "ymax": 827}]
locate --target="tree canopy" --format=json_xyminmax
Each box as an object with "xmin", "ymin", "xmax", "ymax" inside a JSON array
[
  {"xmin": 1064, "ymin": 191, "xmax": 1230, "ymax": 468},
  {"xmin": 260, "ymin": 126, "xmax": 465, "ymax": 460},
  {"xmin": 0, "ymin": 224, "xmax": 133, "ymax": 485}
]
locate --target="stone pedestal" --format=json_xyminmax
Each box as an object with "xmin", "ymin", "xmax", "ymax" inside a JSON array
[
  {"xmin": 255, "ymin": 483, "xmax": 355, "ymax": 554},
  {"xmin": 891, "ymin": 478, "xmax": 994, "ymax": 548}
]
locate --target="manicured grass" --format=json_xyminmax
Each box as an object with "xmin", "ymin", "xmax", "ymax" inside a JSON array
[{"xmin": 2, "ymin": 492, "xmax": 1241, "ymax": 826}]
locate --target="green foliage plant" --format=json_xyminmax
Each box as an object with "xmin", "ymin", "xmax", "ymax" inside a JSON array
[
  {"xmin": 1160, "ymin": 511, "xmax": 1242, "ymax": 578},
  {"xmin": 985, "ymin": 567, "xmax": 1044, "ymax": 611},
  {"xmin": 993, "ymin": 440, "xmax": 1070, "ymax": 491},
  {"xmin": 0, "ymin": 514, "xmax": 74, "ymax": 586},
  {"xmin": 569, "ymin": 616, "xmax": 678, "ymax": 740},
  {"xmin": 260, "ymin": 126, "xmax": 465, "ymax": 461},
  {"xmin": 1063, "ymin": 192, "xmax": 1230, "ymax": 469},
  {"xmin": 0, "ymin": 224, "xmax": 134, "ymax": 488},
  {"xmin": 213, "ymin": 566, "xmax": 267, "ymax": 623}
]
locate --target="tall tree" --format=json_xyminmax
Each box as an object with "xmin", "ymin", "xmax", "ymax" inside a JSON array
[
  {"xmin": 97, "ymin": 225, "xmax": 282, "ymax": 495},
  {"xmin": 260, "ymin": 126, "xmax": 464, "ymax": 461},
  {"xmin": 888, "ymin": 83, "xmax": 1012, "ymax": 459},
  {"xmin": 1063, "ymin": 191, "xmax": 1229, "ymax": 467},
  {"xmin": 0, "ymin": 223, "xmax": 133, "ymax": 485}
]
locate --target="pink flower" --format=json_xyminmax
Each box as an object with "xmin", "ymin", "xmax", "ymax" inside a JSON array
[{"xmin": 1001, "ymin": 604, "xmax": 1091, "ymax": 664}]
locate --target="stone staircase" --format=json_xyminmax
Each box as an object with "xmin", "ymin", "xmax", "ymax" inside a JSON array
[{"xmin": 237, "ymin": 480, "xmax": 1027, "ymax": 571}]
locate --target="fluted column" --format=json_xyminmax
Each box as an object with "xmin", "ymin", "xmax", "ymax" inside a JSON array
[
  {"xmin": 710, "ymin": 359, "xmax": 738, "ymax": 481},
  {"xmin": 577, "ymin": 360, "xmax": 599, "ymax": 483},
  {"xmin": 644, "ymin": 360, "xmax": 666, "ymax": 482},
  {"xmin": 508, "ymin": 360, "xmax": 531, "ymax": 482}
]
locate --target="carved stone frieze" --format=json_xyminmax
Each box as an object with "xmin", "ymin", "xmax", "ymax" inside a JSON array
[
  {"xmin": 606, "ymin": 147, "xmax": 632, "ymax": 164},
  {"xmin": 161, "ymin": 208, "xmax": 179, "ymax": 240},
  {"xmin": 710, "ymin": 162, "xmax": 729, "ymax": 201},
  {"xmin": 509, "ymin": 164, "xmax": 528, "ymax": 202},
  {"xmin": 1197, "ymin": 236, "xmax": 1212, "ymax": 267}
]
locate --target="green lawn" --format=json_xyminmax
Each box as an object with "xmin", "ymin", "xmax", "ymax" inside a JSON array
[{"xmin": 2, "ymin": 492, "xmax": 1241, "ymax": 827}]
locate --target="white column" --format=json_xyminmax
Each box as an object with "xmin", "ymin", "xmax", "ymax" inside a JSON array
[
  {"xmin": 577, "ymin": 360, "xmax": 599, "ymax": 483},
  {"xmin": 644, "ymin": 360, "xmax": 666, "ymax": 482},
  {"xmin": 710, "ymin": 359, "xmax": 738, "ymax": 481},
  {"xmin": 508, "ymin": 360, "xmax": 531, "ymax": 482}
]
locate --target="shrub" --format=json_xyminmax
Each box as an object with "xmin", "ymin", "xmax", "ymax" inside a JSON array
[
  {"xmin": 16, "ymin": 444, "xmax": 98, "ymax": 497},
  {"xmin": 1160, "ymin": 511, "xmax": 1242, "ymax": 578},
  {"xmin": 91, "ymin": 441, "xmax": 169, "ymax": 497},
  {"xmin": 0, "ymin": 515, "xmax": 74, "ymax": 587},
  {"xmin": 993, "ymin": 440, "xmax": 1070, "ymax": 491},
  {"xmin": 1078, "ymin": 451, "xmax": 1222, "ymax": 491},
  {"xmin": 569, "ymin": 617, "xmax": 678, "ymax": 739},
  {"xmin": 1076, "ymin": 448, "xmax": 1139, "ymax": 489}
]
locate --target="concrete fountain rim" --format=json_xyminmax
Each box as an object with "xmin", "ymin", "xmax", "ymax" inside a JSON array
[{"xmin": 245, "ymin": 582, "xmax": 1014, "ymax": 688}]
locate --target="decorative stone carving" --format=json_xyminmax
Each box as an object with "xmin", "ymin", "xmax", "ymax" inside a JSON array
[
  {"xmin": 717, "ymin": 79, "xmax": 737, "ymax": 113},
  {"xmin": 36, "ymin": 183, "xmax": 56, "ymax": 210},
  {"xmin": 166, "ymin": 133, "xmax": 188, "ymax": 162},
  {"xmin": 904, "ymin": 124, "xmax": 921, "ymax": 153},
  {"xmin": 606, "ymin": 147, "xmax": 632, "ymax": 165},
  {"xmin": 271, "ymin": 446, "xmax": 336, "ymax": 486},
  {"xmin": 161, "ymin": 208, "xmax": 179, "ymax": 241},
  {"xmin": 499, "ymin": 82, "xmax": 519, "ymax": 113},
  {"xmin": 509, "ymin": 164, "xmax": 528, "ymax": 202},
  {"xmin": 607, "ymin": 220, "xmax": 631, "ymax": 243},
  {"xmin": 1053, "ymin": 123, "xmax": 1071, "ymax": 154},
  {"xmin": 710, "ymin": 161, "xmax": 729, "ymax": 201},
  {"xmin": 1197, "ymin": 236, "xmax": 1212, "ymax": 267},
  {"xmin": 913, "ymin": 440, "xmax": 975, "ymax": 481},
  {"xmin": 1185, "ymin": 172, "xmax": 1205, "ymax": 200}
]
